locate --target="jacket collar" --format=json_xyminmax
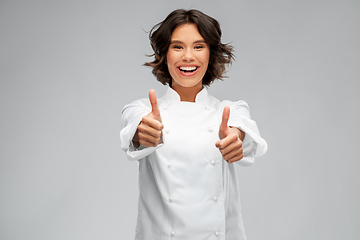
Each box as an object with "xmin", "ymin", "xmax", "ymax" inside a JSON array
[{"xmin": 165, "ymin": 86, "xmax": 209, "ymax": 103}]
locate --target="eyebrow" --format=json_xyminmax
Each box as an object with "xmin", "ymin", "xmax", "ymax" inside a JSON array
[{"xmin": 170, "ymin": 40, "xmax": 206, "ymax": 44}]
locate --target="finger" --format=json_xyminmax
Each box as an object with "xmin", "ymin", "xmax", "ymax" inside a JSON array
[
  {"xmin": 227, "ymin": 152, "xmax": 244, "ymax": 163},
  {"xmin": 138, "ymin": 138, "xmax": 161, "ymax": 148},
  {"xmin": 216, "ymin": 132, "xmax": 239, "ymax": 149},
  {"xmin": 223, "ymin": 146, "xmax": 243, "ymax": 162},
  {"xmin": 138, "ymin": 132, "xmax": 161, "ymax": 147},
  {"xmin": 220, "ymin": 106, "xmax": 230, "ymax": 129},
  {"xmin": 219, "ymin": 138, "xmax": 243, "ymax": 156},
  {"xmin": 219, "ymin": 106, "xmax": 230, "ymax": 139},
  {"xmin": 138, "ymin": 122, "xmax": 162, "ymax": 139},
  {"xmin": 149, "ymin": 89, "xmax": 162, "ymax": 122},
  {"xmin": 142, "ymin": 115, "xmax": 163, "ymax": 131}
]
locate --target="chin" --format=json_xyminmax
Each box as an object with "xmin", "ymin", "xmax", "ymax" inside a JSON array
[{"xmin": 173, "ymin": 78, "xmax": 203, "ymax": 88}]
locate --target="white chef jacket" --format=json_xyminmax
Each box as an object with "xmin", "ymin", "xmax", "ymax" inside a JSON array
[{"xmin": 120, "ymin": 86, "xmax": 267, "ymax": 240}]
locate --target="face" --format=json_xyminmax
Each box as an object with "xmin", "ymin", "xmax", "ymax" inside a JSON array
[{"xmin": 166, "ymin": 23, "xmax": 210, "ymax": 89}]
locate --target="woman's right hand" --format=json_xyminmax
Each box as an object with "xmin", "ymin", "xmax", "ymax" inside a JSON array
[{"xmin": 132, "ymin": 90, "xmax": 163, "ymax": 148}]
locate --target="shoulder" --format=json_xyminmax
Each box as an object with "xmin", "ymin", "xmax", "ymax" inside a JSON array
[
  {"xmin": 121, "ymin": 98, "xmax": 150, "ymax": 114},
  {"xmin": 122, "ymin": 94, "xmax": 168, "ymax": 113},
  {"xmin": 222, "ymin": 100, "xmax": 250, "ymax": 112},
  {"xmin": 207, "ymin": 94, "xmax": 249, "ymax": 112}
]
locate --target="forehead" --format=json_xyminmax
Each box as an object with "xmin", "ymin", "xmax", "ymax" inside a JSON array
[{"xmin": 171, "ymin": 23, "xmax": 204, "ymax": 41}]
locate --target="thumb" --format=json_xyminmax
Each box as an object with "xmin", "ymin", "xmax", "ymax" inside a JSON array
[
  {"xmin": 149, "ymin": 89, "xmax": 162, "ymax": 122},
  {"xmin": 219, "ymin": 106, "xmax": 230, "ymax": 139}
]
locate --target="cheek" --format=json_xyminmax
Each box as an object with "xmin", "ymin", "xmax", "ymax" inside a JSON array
[
  {"xmin": 166, "ymin": 53, "xmax": 173, "ymax": 67},
  {"xmin": 206, "ymin": 51, "xmax": 210, "ymax": 64},
  {"xmin": 200, "ymin": 50, "xmax": 210, "ymax": 65},
  {"xmin": 166, "ymin": 61, "xmax": 175, "ymax": 73},
  {"xmin": 166, "ymin": 57, "xmax": 176, "ymax": 77},
  {"xmin": 165, "ymin": 56, "xmax": 171, "ymax": 71}
]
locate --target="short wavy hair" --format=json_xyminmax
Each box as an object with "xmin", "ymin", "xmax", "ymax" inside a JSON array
[{"xmin": 144, "ymin": 9, "xmax": 234, "ymax": 86}]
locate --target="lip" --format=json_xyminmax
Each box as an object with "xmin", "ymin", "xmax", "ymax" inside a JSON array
[{"xmin": 176, "ymin": 65, "xmax": 200, "ymax": 77}]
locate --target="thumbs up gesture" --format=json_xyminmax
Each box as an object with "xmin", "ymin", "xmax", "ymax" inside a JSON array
[
  {"xmin": 215, "ymin": 106, "xmax": 245, "ymax": 163},
  {"xmin": 132, "ymin": 90, "xmax": 163, "ymax": 148}
]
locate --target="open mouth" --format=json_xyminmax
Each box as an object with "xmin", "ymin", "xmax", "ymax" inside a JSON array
[{"xmin": 178, "ymin": 66, "xmax": 198, "ymax": 73}]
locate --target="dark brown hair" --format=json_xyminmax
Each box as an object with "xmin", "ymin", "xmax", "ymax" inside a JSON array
[{"xmin": 144, "ymin": 9, "xmax": 234, "ymax": 86}]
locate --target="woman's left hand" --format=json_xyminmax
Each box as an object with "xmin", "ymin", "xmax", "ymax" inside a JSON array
[{"xmin": 215, "ymin": 106, "xmax": 245, "ymax": 163}]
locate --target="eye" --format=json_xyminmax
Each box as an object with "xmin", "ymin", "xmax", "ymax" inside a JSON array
[
  {"xmin": 195, "ymin": 45, "xmax": 204, "ymax": 49},
  {"xmin": 173, "ymin": 45, "xmax": 183, "ymax": 49}
]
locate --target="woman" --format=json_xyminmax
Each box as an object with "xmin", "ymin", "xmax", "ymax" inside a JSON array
[{"xmin": 120, "ymin": 9, "xmax": 267, "ymax": 240}]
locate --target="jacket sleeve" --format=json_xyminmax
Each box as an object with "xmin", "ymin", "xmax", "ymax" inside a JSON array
[
  {"xmin": 224, "ymin": 100, "xmax": 268, "ymax": 167},
  {"xmin": 120, "ymin": 99, "xmax": 163, "ymax": 161}
]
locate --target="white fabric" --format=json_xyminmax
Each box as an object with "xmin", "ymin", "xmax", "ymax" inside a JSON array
[{"xmin": 120, "ymin": 86, "xmax": 267, "ymax": 240}]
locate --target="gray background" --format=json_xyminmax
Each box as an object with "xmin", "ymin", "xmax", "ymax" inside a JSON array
[{"xmin": 1, "ymin": 0, "xmax": 359, "ymax": 239}]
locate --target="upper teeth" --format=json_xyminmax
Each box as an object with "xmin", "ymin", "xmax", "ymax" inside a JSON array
[{"xmin": 180, "ymin": 66, "xmax": 197, "ymax": 71}]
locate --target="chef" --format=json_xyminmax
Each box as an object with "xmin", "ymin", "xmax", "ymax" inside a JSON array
[{"xmin": 120, "ymin": 9, "xmax": 267, "ymax": 240}]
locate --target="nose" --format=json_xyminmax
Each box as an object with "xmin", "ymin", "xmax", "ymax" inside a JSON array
[{"xmin": 182, "ymin": 48, "xmax": 195, "ymax": 61}]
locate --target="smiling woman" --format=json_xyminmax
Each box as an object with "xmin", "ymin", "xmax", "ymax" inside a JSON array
[
  {"xmin": 144, "ymin": 9, "xmax": 234, "ymax": 87},
  {"xmin": 120, "ymin": 9, "xmax": 267, "ymax": 240},
  {"xmin": 167, "ymin": 24, "xmax": 210, "ymax": 100}
]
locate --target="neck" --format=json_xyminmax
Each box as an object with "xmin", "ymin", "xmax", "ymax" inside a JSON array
[{"xmin": 171, "ymin": 83, "xmax": 203, "ymax": 102}]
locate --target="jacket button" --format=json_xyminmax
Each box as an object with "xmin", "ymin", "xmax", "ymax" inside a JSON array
[
  {"xmin": 170, "ymin": 231, "xmax": 175, "ymax": 236},
  {"xmin": 207, "ymin": 127, "xmax": 213, "ymax": 132},
  {"xmin": 215, "ymin": 231, "xmax": 220, "ymax": 237},
  {"xmin": 167, "ymin": 162, "xmax": 172, "ymax": 168},
  {"xmin": 210, "ymin": 160, "xmax": 215, "ymax": 165},
  {"xmin": 169, "ymin": 196, "xmax": 173, "ymax": 202},
  {"xmin": 213, "ymin": 196, "xmax": 218, "ymax": 202},
  {"xmin": 205, "ymin": 106, "xmax": 210, "ymax": 110},
  {"xmin": 165, "ymin": 129, "xmax": 170, "ymax": 134}
]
